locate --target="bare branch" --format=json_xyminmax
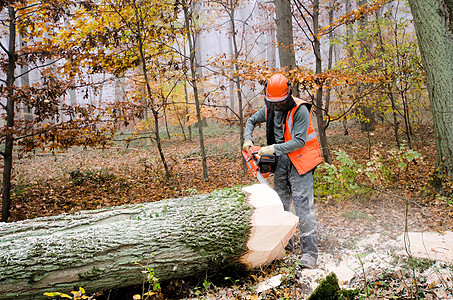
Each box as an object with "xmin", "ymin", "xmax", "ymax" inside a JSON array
[
  {"xmin": 14, "ymin": 58, "xmax": 64, "ymax": 81},
  {"xmin": 16, "ymin": 2, "xmax": 40, "ymax": 12},
  {"xmin": 293, "ymin": 0, "xmax": 314, "ymax": 18},
  {"xmin": 329, "ymin": 84, "xmax": 383, "ymax": 123},
  {"xmin": 0, "ymin": 41, "xmax": 9, "ymax": 55},
  {"xmin": 292, "ymin": 9, "xmax": 314, "ymax": 43},
  {"xmin": 292, "ymin": 0, "xmax": 315, "ymax": 37}
]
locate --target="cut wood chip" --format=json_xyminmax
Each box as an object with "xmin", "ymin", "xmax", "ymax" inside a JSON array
[{"xmin": 255, "ymin": 274, "xmax": 284, "ymax": 293}]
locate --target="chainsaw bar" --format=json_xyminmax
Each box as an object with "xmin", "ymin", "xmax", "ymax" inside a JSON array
[{"xmin": 256, "ymin": 170, "xmax": 270, "ymax": 186}]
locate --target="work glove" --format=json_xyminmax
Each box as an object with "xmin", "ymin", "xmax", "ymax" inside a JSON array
[
  {"xmin": 243, "ymin": 140, "xmax": 254, "ymax": 152},
  {"xmin": 258, "ymin": 145, "xmax": 275, "ymax": 156}
]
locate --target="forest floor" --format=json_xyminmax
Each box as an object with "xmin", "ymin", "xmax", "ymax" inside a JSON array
[{"xmin": 5, "ymin": 121, "xmax": 453, "ymax": 299}]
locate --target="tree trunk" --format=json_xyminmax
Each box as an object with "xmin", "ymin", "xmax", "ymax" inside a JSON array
[
  {"xmin": 182, "ymin": 0, "xmax": 208, "ymax": 181},
  {"xmin": 18, "ymin": 33, "xmax": 33, "ymax": 126},
  {"xmin": 388, "ymin": 86, "xmax": 401, "ymax": 148},
  {"xmin": 312, "ymin": 0, "xmax": 332, "ymax": 164},
  {"xmin": 1, "ymin": 6, "xmax": 17, "ymax": 223},
  {"xmin": 183, "ymin": 78, "xmax": 192, "ymax": 142},
  {"xmin": 182, "ymin": 46, "xmax": 192, "ymax": 142},
  {"xmin": 377, "ymin": 16, "xmax": 401, "ymax": 148},
  {"xmin": 0, "ymin": 185, "xmax": 297, "ymax": 300},
  {"xmin": 132, "ymin": 2, "xmax": 170, "ymax": 179},
  {"xmin": 227, "ymin": 1, "xmax": 246, "ymax": 168},
  {"xmin": 323, "ymin": 1, "xmax": 335, "ymax": 138},
  {"xmin": 407, "ymin": 0, "xmax": 453, "ymax": 177},
  {"xmin": 356, "ymin": 0, "xmax": 377, "ymax": 134},
  {"xmin": 164, "ymin": 106, "xmax": 171, "ymax": 140},
  {"xmin": 227, "ymin": 9, "xmax": 236, "ymax": 118},
  {"xmin": 176, "ymin": 110, "xmax": 187, "ymax": 141},
  {"xmin": 274, "ymin": 0, "xmax": 299, "ymax": 96}
]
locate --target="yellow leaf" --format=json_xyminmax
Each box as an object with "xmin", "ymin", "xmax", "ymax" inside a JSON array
[
  {"xmin": 133, "ymin": 295, "xmax": 141, "ymax": 300},
  {"xmin": 44, "ymin": 292, "xmax": 59, "ymax": 297},
  {"xmin": 79, "ymin": 287, "xmax": 86, "ymax": 294},
  {"xmin": 60, "ymin": 294, "xmax": 73, "ymax": 299}
]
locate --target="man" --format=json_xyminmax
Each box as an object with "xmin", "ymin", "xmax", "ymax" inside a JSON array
[{"xmin": 243, "ymin": 73, "xmax": 323, "ymax": 268}]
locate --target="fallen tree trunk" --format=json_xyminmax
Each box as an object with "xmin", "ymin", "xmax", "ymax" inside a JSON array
[{"xmin": 0, "ymin": 184, "xmax": 298, "ymax": 299}]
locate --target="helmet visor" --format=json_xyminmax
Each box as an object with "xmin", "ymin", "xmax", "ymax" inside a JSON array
[{"xmin": 265, "ymin": 95, "xmax": 295, "ymax": 111}]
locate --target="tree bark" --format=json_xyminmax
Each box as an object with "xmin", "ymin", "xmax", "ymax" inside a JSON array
[
  {"xmin": 323, "ymin": 1, "xmax": 335, "ymax": 139},
  {"xmin": 274, "ymin": 0, "xmax": 296, "ymax": 69},
  {"xmin": 0, "ymin": 185, "xmax": 297, "ymax": 300},
  {"xmin": 182, "ymin": 46, "xmax": 192, "ymax": 142},
  {"xmin": 1, "ymin": 6, "xmax": 17, "ymax": 223},
  {"xmin": 18, "ymin": 33, "xmax": 33, "ymax": 126},
  {"xmin": 312, "ymin": 0, "xmax": 332, "ymax": 164},
  {"xmin": 407, "ymin": 0, "xmax": 453, "ymax": 177},
  {"xmin": 274, "ymin": 0, "xmax": 300, "ymax": 96}
]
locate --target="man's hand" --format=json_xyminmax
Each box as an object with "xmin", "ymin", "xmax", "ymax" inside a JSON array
[
  {"xmin": 243, "ymin": 140, "xmax": 254, "ymax": 152},
  {"xmin": 258, "ymin": 145, "xmax": 275, "ymax": 156}
]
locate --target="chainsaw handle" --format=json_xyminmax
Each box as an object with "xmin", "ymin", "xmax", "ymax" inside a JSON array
[{"xmin": 246, "ymin": 151, "xmax": 259, "ymax": 162}]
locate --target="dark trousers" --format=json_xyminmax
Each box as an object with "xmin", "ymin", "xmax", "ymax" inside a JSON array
[{"xmin": 273, "ymin": 154, "xmax": 318, "ymax": 259}]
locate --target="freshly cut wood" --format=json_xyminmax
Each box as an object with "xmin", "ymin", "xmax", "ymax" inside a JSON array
[
  {"xmin": 240, "ymin": 184, "xmax": 299, "ymax": 267},
  {"xmin": 0, "ymin": 184, "xmax": 298, "ymax": 299}
]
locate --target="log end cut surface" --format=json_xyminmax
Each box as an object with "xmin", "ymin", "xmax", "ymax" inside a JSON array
[{"xmin": 240, "ymin": 184, "xmax": 299, "ymax": 268}]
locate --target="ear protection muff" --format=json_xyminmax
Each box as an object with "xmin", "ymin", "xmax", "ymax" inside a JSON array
[{"xmin": 287, "ymin": 80, "xmax": 292, "ymax": 97}]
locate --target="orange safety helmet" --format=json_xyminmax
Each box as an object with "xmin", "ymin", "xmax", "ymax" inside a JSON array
[
  {"xmin": 265, "ymin": 73, "xmax": 291, "ymax": 101},
  {"xmin": 264, "ymin": 74, "xmax": 294, "ymax": 111}
]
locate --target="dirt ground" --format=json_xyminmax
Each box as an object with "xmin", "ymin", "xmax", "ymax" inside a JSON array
[{"xmin": 313, "ymin": 196, "xmax": 453, "ymax": 299}]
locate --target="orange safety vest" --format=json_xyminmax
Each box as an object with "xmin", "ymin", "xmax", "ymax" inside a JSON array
[{"xmin": 266, "ymin": 97, "xmax": 323, "ymax": 175}]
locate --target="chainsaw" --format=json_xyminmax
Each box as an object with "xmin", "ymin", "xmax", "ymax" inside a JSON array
[{"xmin": 242, "ymin": 145, "xmax": 276, "ymax": 186}]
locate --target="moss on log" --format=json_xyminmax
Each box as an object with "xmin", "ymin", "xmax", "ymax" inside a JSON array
[{"xmin": 0, "ymin": 187, "xmax": 252, "ymax": 299}]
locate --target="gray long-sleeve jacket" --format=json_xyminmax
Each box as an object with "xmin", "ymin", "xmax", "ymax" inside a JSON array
[{"xmin": 244, "ymin": 104, "xmax": 310, "ymax": 156}]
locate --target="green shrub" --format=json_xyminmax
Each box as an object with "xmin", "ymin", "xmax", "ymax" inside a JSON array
[
  {"xmin": 314, "ymin": 149, "xmax": 367, "ymax": 201},
  {"xmin": 314, "ymin": 147, "xmax": 422, "ymax": 202}
]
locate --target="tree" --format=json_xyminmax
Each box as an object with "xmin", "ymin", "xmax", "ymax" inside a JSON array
[
  {"xmin": 181, "ymin": 0, "xmax": 209, "ymax": 181},
  {"xmin": 293, "ymin": 0, "xmax": 333, "ymax": 163},
  {"xmin": 1, "ymin": 3, "xmax": 18, "ymax": 223},
  {"xmin": 209, "ymin": 0, "xmax": 259, "ymax": 164},
  {"xmin": 314, "ymin": 0, "xmax": 424, "ymax": 156},
  {"xmin": 333, "ymin": 1, "xmax": 425, "ymax": 152},
  {"xmin": 77, "ymin": 0, "xmax": 185, "ymax": 179},
  {"xmin": 223, "ymin": 0, "xmax": 247, "ymax": 158},
  {"xmin": 323, "ymin": 0, "xmax": 338, "ymax": 140},
  {"xmin": 0, "ymin": 1, "xmax": 114, "ymax": 222},
  {"xmin": 407, "ymin": 0, "xmax": 453, "ymax": 179},
  {"xmin": 0, "ymin": 185, "xmax": 298, "ymax": 299}
]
